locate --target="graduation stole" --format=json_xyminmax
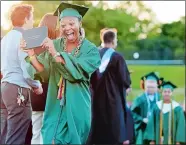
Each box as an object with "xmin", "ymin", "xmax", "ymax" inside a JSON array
[
  {"xmin": 99, "ymin": 48, "xmax": 115, "ymax": 73},
  {"xmin": 146, "ymin": 92, "xmax": 158, "ymax": 118},
  {"xmin": 57, "ymin": 36, "xmax": 84, "ymax": 101},
  {"xmin": 159, "ymin": 100, "xmax": 174, "ymax": 144}
]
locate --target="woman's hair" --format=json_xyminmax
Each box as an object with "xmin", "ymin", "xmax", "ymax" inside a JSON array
[
  {"xmin": 38, "ymin": 13, "xmax": 59, "ymax": 39},
  {"xmin": 10, "ymin": 4, "xmax": 33, "ymax": 27}
]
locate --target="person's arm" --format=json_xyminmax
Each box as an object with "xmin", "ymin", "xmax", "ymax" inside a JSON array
[
  {"xmin": 17, "ymin": 37, "xmax": 43, "ymax": 94},
  {"xmin": 175, "ymin": 107, "xmax": 186, "ymax": 144},
  {"xmin": 54, "ymin": 48, "xmax": 101, "ymax": 82},
  {"xmin": 130, "ymin": 98, "xmax": 144, "ymax": 128},
  {"xmin": 25, "ymin": 51, "xmax": 50, "ymax": 82},
  {"xmin": 20, "ymin": 39, "xmax": 44, "ymax": 72},
  {"xmin": 18, "ymin": 46, "xmax": 42, "ymax": 88},
  {"xmin": 20, "ymin": 38, "xmax": 51, "ymax": 82},
  {"xmin": 50, "ymin": 39, "xmax": 101, "ymax": 83},
  {"xmin": 116, "ymin": 54, "xmax": 131, "ymax": 88}
]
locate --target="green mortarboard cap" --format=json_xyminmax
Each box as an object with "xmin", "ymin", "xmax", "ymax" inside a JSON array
[
  {"xmin": 141, "ymin": 72, "xmax": 160, "ymax": 82},
  {"xmin": 161, "ymin": 81, "xmax": 177, "ymax": 91},
  {"xmin": 54, "ymin": 2, "xmax": 89, "ymax": 21},
  {"xmin": 159, "ymin": 77, "xmax": 164, "ymax": 82}
]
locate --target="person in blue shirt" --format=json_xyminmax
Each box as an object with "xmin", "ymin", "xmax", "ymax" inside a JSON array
[
  {"xmin": 0, "ymin": 4, "xmax": 42, "ymax": 144},
  {"xmin": 131, "ymin": 72, "xmax": 162, "ymax": 144}
]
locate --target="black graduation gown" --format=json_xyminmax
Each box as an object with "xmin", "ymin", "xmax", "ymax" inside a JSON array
[
  {"xmin": 90, "ymin": 48, "xmax": 131, "ymax": 144},
  {"xmin": 126, "ymin": 106, "xmax": 136, "ymax": 144}
]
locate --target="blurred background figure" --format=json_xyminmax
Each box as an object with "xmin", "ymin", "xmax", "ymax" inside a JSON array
[
  {"xmin": 130, "ymin": 72, "xmax": 161, "ymax": 144},
  {"xmin": 90, "ymin": 29, "xmax": 131, "ymax": 144},
  {"xmin": 1, "ymin": 4, "xmax": 43, "ymax": 144},
  {"xmin": 99, "ymin": 28, "xmax": 117, "ymax": 49},
  {"xmin": 144, "ymin": 81, "xmax": 186, "ymax": 144}
]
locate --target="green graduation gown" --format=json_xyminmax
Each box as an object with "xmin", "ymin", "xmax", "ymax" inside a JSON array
[
  {"xmin": 27, "ymin": 38, "xmax": 101, "ymax": 144},
  {"xmin": 130, "ymin": 93, "xmax": 160, "ymax": 144},
  {"xmin": 144, "ymin": 100, "xmax": 186, "ymax": 144}
]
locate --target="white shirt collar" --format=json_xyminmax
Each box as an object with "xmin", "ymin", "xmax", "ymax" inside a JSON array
[{"xmin": 156, "ymin": 100, "xmax": 179, "ymax": 114}]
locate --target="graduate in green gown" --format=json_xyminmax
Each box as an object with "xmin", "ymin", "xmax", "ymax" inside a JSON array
[
  {"xmin": 144, "ymin": 81, "xmax": 186, "ymax": 144},
  {"xmin": 20, "ymin": 2, "xmax": 101, "ymax": 144},
  {"xmin": 131, "ymin": 72, "xmax": 162, "ymax": 144}
]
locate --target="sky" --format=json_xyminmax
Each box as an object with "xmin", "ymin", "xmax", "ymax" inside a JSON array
[{"xmin": 1, "ymin": 1, "xmax": 185, "ymax": 30}]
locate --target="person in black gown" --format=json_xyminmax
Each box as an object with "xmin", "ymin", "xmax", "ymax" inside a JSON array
[{"xmin": 90, "ymin": 29, "xmax": 133, "ymax": 144}]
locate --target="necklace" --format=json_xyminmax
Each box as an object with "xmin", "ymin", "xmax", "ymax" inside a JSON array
[
  {"xmin": 57, "ymin": 35, "xmax": 84, "ymax": 102},
  {"xmin": 63, "ymin": 35, "xmax": 84, "ymax": 57}
]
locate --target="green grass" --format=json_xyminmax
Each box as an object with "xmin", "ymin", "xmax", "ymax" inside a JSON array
[{"xmin": 127, "ymin": 65, "xmax": 185, "ymax": 103}]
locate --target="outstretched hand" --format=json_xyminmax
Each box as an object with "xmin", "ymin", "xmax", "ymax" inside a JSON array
[
  {"xmin": 41, "ymin": 37, "xmax": 57, "ymax": 56},
  {"xmin": 33, "ymin": 85, "xmax": 43, "ymax": 95},
  {"xmin": 20, "ymin": 38, "xmax": 35, "ymax": 56}
]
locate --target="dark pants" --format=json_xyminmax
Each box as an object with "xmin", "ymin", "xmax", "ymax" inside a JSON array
[{"xmin": 0, "ymin": 82, "xmax": 32, "ymax": 144}]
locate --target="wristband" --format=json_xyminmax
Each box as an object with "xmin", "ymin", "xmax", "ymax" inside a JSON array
[
  {"xmin": 29, "ymin": 54, "xmax": 36, "ymax": 61},
  {"xmin": 53, "ymin": 52, "xmax": 60, "ymax": 59}
]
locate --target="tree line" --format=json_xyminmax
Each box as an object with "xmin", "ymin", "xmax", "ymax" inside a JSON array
[{"xmin": 3, "ymin": 1, "xmax": 185, "ymax": 60}]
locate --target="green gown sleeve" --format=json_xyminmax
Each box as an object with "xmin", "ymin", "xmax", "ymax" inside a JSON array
[
  {"xmin": 144, "ymin": 105, "xmax": 157, "ymax": 142},
  {"xmin": 52, "ymin": 39, "xmax": 101, "ymax": 83},
  {"xmin": 25, "ymin": 51, "xmax": 50, "ymax": 82},
  {"xmin": 131, "ymin": 97, "xmax": 144, "ymax": 129},
  {"xmin": 175, "ymin": 107, "xmax": 186, "ymax": 143}
]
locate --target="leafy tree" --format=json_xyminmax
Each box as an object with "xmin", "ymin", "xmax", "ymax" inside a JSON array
[{"xmin": 1, "ymin": 1, "xmax": 184, "ymax": 60}]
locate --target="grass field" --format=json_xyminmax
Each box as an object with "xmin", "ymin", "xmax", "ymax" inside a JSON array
[{"xmin": 126, "ymin": 65, "xmax": 185, "ymax": 103}]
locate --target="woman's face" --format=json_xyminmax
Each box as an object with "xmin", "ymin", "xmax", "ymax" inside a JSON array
[{"xmin": 60, "ymin": 16, "xmax": 81, "ymax": 42}]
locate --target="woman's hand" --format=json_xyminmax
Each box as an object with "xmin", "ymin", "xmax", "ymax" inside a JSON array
[
  {"xmin": 126, "ymin": 87, "xmax": 132, "ymax": 96},
  {"xmin": 33, "ymin": 85, "xmax": 43, "ymax": 95},
  {"xmin": 42, "ymin": 37, "xmax": 56, "ymax": 56},
  {"xmin": 20, "ymin": 38, "xmax": 35, "ymax": 56},
  {"xmin": 20, "ymin": 38, "xmax": 27, "ymax": 49},
  {"xmin": 150, "ymin": 141, "xmax": 155, "ymax": 145}
]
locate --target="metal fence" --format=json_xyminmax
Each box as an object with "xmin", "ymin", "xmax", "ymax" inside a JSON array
[
  {"xmin": 120, "ymin": 49, "xmax": 185, "ymax": 61},
  {"xmin": 126, "ymin": 60, "xmax": 185, "ymax": 65}
]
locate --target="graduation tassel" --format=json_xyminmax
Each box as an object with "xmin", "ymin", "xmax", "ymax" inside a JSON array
[
  {"xmin": 160, "ymin": 102, "xmax": 164, "ymax": 144},
  {"xmin": 57, "ymin": 76, "xmax": 63, "ymax": 100},
  {"xmin": 171, "ymin": 101, "xmax": 174, "ymax": 144},
  {"xmin": 52, "ymin": 76, "xmax": 66, "ymax": 144},
  {"xmin": 168, "ymin": 100, "xmax": 174, "ymax": 144},
  {"xmin": 168, "ymin": 101, "xmax": 172, "ymax": 144}
]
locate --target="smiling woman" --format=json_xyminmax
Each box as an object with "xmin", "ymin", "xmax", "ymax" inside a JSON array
[
  {"xmin": 1, "ymin": 1, "xmax": 22, "ymax": 30},
  {"xmin": 20, "ymin": 2, "xmax": 101, "ymax": 144}
]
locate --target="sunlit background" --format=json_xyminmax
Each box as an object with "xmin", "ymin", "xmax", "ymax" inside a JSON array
[{"xmin": 1, "ymin": 1, "xmax": 185, "ymax": 30}]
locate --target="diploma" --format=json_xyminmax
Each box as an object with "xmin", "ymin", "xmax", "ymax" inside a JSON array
[{"xmin": 22, "ymin": 26, "xmax": 48, "ymax": 50}]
